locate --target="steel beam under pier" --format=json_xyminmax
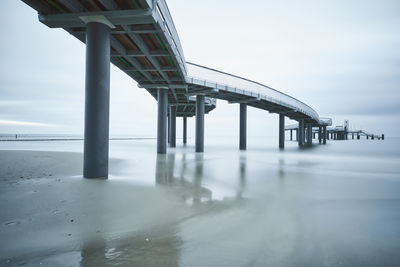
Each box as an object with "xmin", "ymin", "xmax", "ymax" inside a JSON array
[
  {"xmin": 183, "ymin": 117, "xmax": 187, "ymax": 145},
  {"xmin": 196, "ymin": 95, "xmax": 205, "ymax": 152},
  {"xmin": 239, "ymin": 103, "xmax": 247, "ymax": 150},
  {"xmin": 170, "ymin": 106, "xmax": 176, "ymax": 147},
  {"xmin": 279, "ymin": 114, "xmax": 285, "ymax": 149},
  {"xmin": 157, "ymin": 88, "xmax": 168, "ymax": 154},
  {"xmin": 323, "ymin": 126, "xmax": 327, "ymax": 144},
  {"xmin": 83, "ymin": 22, "xmax": 111, "ymax": 179}
]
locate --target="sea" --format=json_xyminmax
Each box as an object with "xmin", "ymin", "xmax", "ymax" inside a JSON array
[{"xmin": 0, "ymin": 135, "xmax": 399, "ymax": 266}]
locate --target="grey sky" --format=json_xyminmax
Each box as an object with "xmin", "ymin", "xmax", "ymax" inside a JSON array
[{"xmin": 0, "ymin": 0, "xmax": 399, "ymax": 137}]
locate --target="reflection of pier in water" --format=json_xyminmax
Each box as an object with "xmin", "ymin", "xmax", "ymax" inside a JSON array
[
  {"xmin": 156, "ymin": 153, "xmax": 212, "ymax": 205},
  {"xmin": 78, "ymin": 152, "xmax": 249, "ymax": 266},
  {"xmin": 155, "ymin": 152, "xmax": 249, "ymax": 206},
  {"xmin": 80, "ymin": 224, "xmax": 181, "ymax": 267}
]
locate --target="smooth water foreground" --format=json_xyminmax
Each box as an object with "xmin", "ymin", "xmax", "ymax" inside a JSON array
[{"xmin": 0, "ymin": 137, "xmax": 399, "ymax": 266}]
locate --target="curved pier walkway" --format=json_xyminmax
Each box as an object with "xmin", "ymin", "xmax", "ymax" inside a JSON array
[{"xmin": 23, "ymin": 0, "xmax": 333, "ymax": 178}]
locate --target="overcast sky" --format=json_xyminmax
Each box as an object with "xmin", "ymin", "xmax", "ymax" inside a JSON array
[{"xmin": 0, "ymin": 0, "xmax": 399, "ymax": 138}]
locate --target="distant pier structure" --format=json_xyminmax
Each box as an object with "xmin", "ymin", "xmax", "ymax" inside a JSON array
[{"xmin": 285, "ymin": 120, "xmax": 384, "ymax": 143}]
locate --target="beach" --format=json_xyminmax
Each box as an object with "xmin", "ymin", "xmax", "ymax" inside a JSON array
[{"xmin": 1, "ymin": 137, "xmax": 400, "ymax": 266}]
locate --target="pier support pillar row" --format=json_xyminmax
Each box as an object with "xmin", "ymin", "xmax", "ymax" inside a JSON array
[
  {"xmin": 83, "ymin": 22, "xmax": 111, "ymax": 179},
  {"xmin": 279, "ymin": 114, "xmax": 285, "ymax": 149},
  {"xmin": 318, "ymin": 126, "xmax": 322, "ymax": 143},
  {"xmin": 167, "ymin": 113, "xmax": 170, "ymax": 144},
  {"xmin": 157, "ymin": 88, "xmax": 168, "ymax": 154},
  {"xmin": 183, "ymin": 117, "xmax": 187, "ymax": 144},
  {"xmin": 195, "ymin": 95, "xmax": 205, "ymax": 152},
  {"xmin": 169, "ymin": 106, "xmax": 176, "ymax": 147},
  {"xmin": 298, "ymin": 120, "xmax": 304, "ymax": 146},
  {"xmin": 307, "ymin": 123, "xmax": 312, "ymax": 145},
  {"xmin": 239, "ymin": 103, "xmax": 247, "ymax": 150}
]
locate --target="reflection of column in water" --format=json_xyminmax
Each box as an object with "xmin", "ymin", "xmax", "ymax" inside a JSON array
[
  {"xmin": 81, "ymin": 226, "xmax": 182, "ymax": 266},
  {"xmin": 193, "ymin": 153, "xmax": 203, "ymax": 205},
  {"xmin": 236, "ymin": 154, "xmax": 247, "ymax": 199},
  {"xmin": 167, "ymin": 153, "xmax": 175, "ymax": 184},
  {"xmin": 279, "ymin": 159, "xmax": 285, "ymax": 179},
  {"xmin": 179, "ymin": 152, "xmax": 187, "ymax": 183},
  {"xmin": 277, "ymin": 158, "xmax": 286, "ymax": 193},
  {"xmin": 155, "ymin": 154, "xmax": 168, "ymax": 185},
  {"xmin": 156, "ymin": 154, "xmax": 176, "ymax": 185}
]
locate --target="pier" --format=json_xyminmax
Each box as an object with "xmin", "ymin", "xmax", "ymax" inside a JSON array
[
  {"xmin": 285, "ymin": 120, "xmax": 384, "ymax": 143},
  {"xmin": 21, "ymin": 0, "xmax": 382, "ymax": 178}
]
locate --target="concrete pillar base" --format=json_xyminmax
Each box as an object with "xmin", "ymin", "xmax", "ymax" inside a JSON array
[
  {"xmin": 157, "ymin": 89, "xmax": 168, "ymax": 154},
  {"xmin": 195, "ymin": 95, "xmax": 205, "ymax": 152},
  {"xmin": 83, "ymin": 22, "xmax": 111, "ymax": 179},
  {"xmin": 239, "ymin": 103, "xmax": 247, "ymax": 150}
]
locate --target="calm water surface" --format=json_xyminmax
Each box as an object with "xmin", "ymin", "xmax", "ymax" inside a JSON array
[{"xmin": 0, "ymin": 136, "xmax": 399, "ymax": 266}]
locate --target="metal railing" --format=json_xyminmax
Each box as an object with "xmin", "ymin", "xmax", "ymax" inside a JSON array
[
  {"xmin": 185, "ymin": 62, "xmax": 319, "ymax": 121},
  {"xmin": 153, "ymin": 0, "xmax": 187, "ymax": 74}
]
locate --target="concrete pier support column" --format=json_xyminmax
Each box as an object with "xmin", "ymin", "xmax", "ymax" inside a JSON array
[
  {"xmin": 367, "ymin": 135, "xmax": 369, "ymax": 140},
  {"xmin": 352, "ymin": 133, "xmax": 354, "ymax": 139},
  {"xmin": 318, "ymin": 126, "xmax": 322, "ymax": 143},
  {"xmin": 323, "ymin": 126, "xmax": 327, "ymax": 144},
  {"xmin": 296, "ymin": 129, "xmax": 299, "ymax": 141},
  {"xmin": 327, "ymin": 131, "xmax": 329, "ymax": 140},
  {"xmin": 157, "ymin": 88, "xmax": 168, "ymax": 154},
  {"xmin": 167, "ymin": 114, "xmax": 170, "ymax": 144},
  {"xmin": 298, "ymin": 120, "xmax": 304, "ymax": 146},
  {"xmin": 195, "ymin": 95, "xmax": 205, "ymax": 152},
  {"xmin": 83, "ymin": 22, "xmax": 111, "ymax": 179},
  {"xmin": 279, "ymin": 114, "xmax": 285, "ymax": 149},
  {"xmin": 382, "ymin": 134, "xmax": 384, "ymax": 140},
  {"xmin": 183, "ymin": 117, "xmax": 187, "ymax": 144},
  {"xmin": 290, "ymin": 129, "xmax": 293, "ymax": 141},
  {"xmin": 239, "ymin": 103, "xmax": 247, "ymax": 150},
  {"xmin": 372, "ymin": 136, "xmax": 374, "ymax": 140},
  {"xmin": 357, "ymin": 134, "xmax": 360, "ymax": 140},
  {"xmin": 169, "ymin": 106, "xmax": 176, "ymax": 147},
  {"xmin": 307, "ymin": 124, "xmax": 312, "ymax": 145}
]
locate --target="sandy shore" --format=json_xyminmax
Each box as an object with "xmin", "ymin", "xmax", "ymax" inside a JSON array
[
  {"xmin": 0, "ymin": 150, "xmax": 197, "ymax": 266},
  {"xmin": 1, "ymin": 138, "xmax": 400, "ymax": 266}
]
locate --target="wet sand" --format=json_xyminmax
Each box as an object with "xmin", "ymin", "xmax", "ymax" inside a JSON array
[{"xmin": 0, "ymin": 137, "xmax": 400, "ymax": 266}]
